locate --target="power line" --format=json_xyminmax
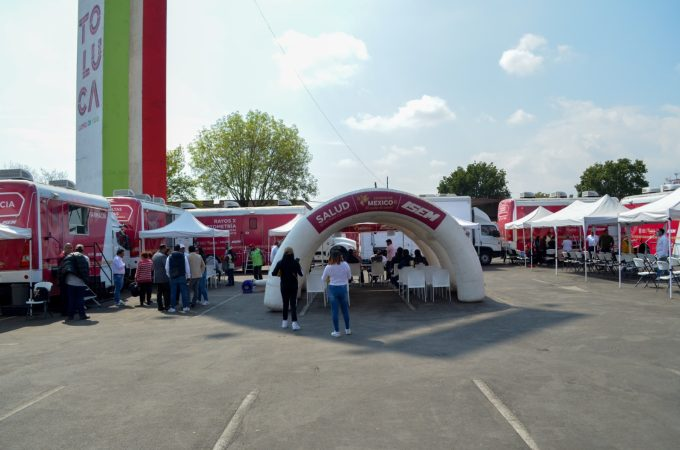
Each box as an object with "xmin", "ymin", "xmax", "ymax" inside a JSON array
[{"xmin": 251, "ymin": 0, "xmax": 383, "ymax": 186}]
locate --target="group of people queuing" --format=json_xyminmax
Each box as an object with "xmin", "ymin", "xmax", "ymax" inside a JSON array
[{"xmin": 113, "ymin": 244, "xmax": 213, "ymax": 314}]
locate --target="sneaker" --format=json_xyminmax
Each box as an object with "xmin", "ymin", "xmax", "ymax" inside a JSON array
[
  {"xmin": 331, "ymin": 331, "xmax": 341, "ymax": 338},
  {"xmin": 281, "ymin": 320, "xmax": 288, "ymax": 329},
  {"xmin": 182, "ymin": 307, "xmax": 190, "ymax": 313},
  {"xmin": 201, "ymin": 300, "xmax": 209, "ymax": 306},
  {"xmin": 167, "ymin": 307, "xmax": 176, "ymax": 313},
  {"xmin": 345, "ymin": 328, "xmax": 351, "ymax": 335},
  {"xmin": 116, "ymin": 302, "xmax": 124, "ymax": 307},
  {"xmin": 292, "ymin": 322, "xmax": 301, "ymax": 331}
]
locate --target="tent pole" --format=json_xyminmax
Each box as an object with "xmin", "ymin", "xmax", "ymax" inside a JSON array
[
  {"xmin": 618, "ymin": 222, "xmax": 622, "ymax": 289},
  {"xmin": 669, "ymin": 219, "xmax": 672, "ymax": 299},
  {"xmin": 554, "ymin": 225, "xmax": 558, "ymax": 275},
  {"xmin": 28, "ymin": 237, "xmax": 33, "ymax": 300},
  {"xmin": 530, "ymin": 226, "xmax": 533, "ymax": 270},
  {"xmin": 584, "ymin": 225, "xmax": 588, "ymax": 282},
  {"xmin": 523, "ymin": 228, "xmax": 527, "ymax": 268}
]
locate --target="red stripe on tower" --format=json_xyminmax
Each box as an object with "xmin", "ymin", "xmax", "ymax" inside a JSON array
[{"xmin": 141, "ymin": 0, "xmax": 167, "ymax": 199}]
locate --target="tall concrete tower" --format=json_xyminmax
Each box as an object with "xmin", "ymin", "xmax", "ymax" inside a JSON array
[{"xmin": 75, "ymin": 0, "xmax": 167, "ymax": 199}]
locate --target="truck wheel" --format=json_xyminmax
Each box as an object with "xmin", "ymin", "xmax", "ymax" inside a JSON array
[{"xmin": 479, "ymin": 251, "xmax": 492, "ymax": 266}]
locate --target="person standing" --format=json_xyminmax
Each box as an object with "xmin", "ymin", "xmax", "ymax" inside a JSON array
[
  {"xmin": 112, "ymin": 248, "xmax": 126, "ymax": 307},
  {"xmin": 656, "ymin": 228, "xmax": 670, "ymax": 278},
  {"xmin": 61, "ymin": 244, "xmax": 90, "ymax": 321},
  {"xmin": 586, "ymin": 230, "xmax": 599, "ymax": 253},
  {"xmin": 272, "ymin": 247, "xmax": 303, "ymax": 331},
  {"xmin": 198, "ymin": 257, "xmax": 210, "ymax": 306},
  {"xmin": 165, "ymin": 244, "xmax": 191, "ymax": 313},
  {"xmin": 135, "ymin": 252, "xmax": 154, "ymax": 307},
  {"xmin": 56, "ymin": 242, "xmax": 73, "ymax": 316},
  {"xmin": 250, "ymin": 245, "xmax": 264, "ymax": 280},
  {"xmin": 187, "ymin": 246, "xmax": 205, "ymax": 307},
  {"xmin": 152, "ymin": 245, "xmax": 169, "ymax": 311},
  {"xmin": 270, "ymin": 241, "xmax": 280, "ymax": 265},
  {"xmin": 321, "ymin": 252, "xmax": 352, "ymax": 338},
  {"xmin": 224, "ymin": 248, "xmax": 236, "ymax": 286},
  {"xmin": 598, "ymin": 229, "xmax": 614, "ymax": 253}
]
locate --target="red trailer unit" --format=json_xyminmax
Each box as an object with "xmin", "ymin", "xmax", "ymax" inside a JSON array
[
  {"xmin": 0, "ymin": 171, "xmax": 120, "ymax": 306},
  {"xmin": 189, "ymin": 205, "xmax": 309, "ymax": 269},
  {"xmin": 620, "ymin": 186, "xmax": 680, "ymax": 254},
  {"xmin": 498, "ymin": 193, "xmax": 600, "ymax": 251},
  {"xmin": 109, "ymin": 194, "xmax": 184, "ymax": 269}
]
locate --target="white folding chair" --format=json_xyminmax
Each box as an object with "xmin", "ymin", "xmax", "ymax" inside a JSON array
[
  {"xmin": 398, "ymin": 267, "xmax": 413, "ymax": 298},
  {"xmin": 205, "ymin": 256, "xmax": 218, "ymax": 288},
  {"xmin": 633, "ymin": 258, "xmax": 657, "ymax": 288},
  {"xmin": 27, "ymin": 281, "xmax": 53, "ymax": 319},
  {"xmin": 431, "ymin": 269, "xmax": 452, "ymax": 302},
  {"xmin": 349, "ymin": 263, "xmax": 362, "ymax": 285},
  {"xmin": 406, "ymin": 270, "xmax": 426, "ymax": 303},
  {"xmin": 306, "ymin": 274, "xmax": 327, "ymax": 307},
  {"xmin": 370, "ymin": 261, "xmax": 385, "ymax": 284}
]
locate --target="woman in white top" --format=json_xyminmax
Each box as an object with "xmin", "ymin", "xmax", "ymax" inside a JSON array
[{"xmin": 321, "ymin": 252, "xmax": 352, "ymax": 338}]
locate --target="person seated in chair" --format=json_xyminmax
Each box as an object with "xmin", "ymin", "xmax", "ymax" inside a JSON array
[{"xmin": 413, "ymin": 249, "xmax": 429, "ymax": 266}]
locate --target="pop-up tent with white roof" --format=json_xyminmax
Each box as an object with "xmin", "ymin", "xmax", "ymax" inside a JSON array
[
  {"xmin": 530, "ymin": 196, "xmax": 626, "ymax": 276},
  {"xmin": 618, "ymin": 187, "xmax": 680, "ymax": 297},
  {"xmin": 268, "ymin": 215, "xmax": 304, "ymax": 237},
  {"xmin": 0, "ymin": 224, "xmax": 34, "ymax": 298},
  {"xmin": 139, "ymin": 212, "xmax": 230, "ymax": 257},
  {"xmin": 503, "ymin": 206, "xmax": 552, "ymax": 267}
]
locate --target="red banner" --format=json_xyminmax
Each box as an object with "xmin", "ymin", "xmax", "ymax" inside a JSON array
[{"xmin": 308, "ymin": 191, "xmax": 446, "ymax": 233}]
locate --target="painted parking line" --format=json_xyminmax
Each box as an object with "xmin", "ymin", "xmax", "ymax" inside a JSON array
[
  {"xmin": 195, "ymin": 293, "xmax": 243, "ymax": 317},
  {"xmin": 473, "ymin": 379, "xmax": 540, "ymax": 450},
  {"xmin": 0, "ymin": 386, "xmax": 65, "ymax": 423},
  {"xmin": 665, "ymin": 367, "xmax": 680, "ymax": 377},
  {"xmin": 213, "ymin": 389, "xmax": 259, "ymax": 450}
]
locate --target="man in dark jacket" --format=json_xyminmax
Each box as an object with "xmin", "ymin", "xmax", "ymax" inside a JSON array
[
  {"xmin": 165, "ymin": 244, "xmax": 191, "ymax": 313},
  {"xmin": 61, "ymin": 244, "xmax": 90, "ymax": 321},
  {"xmin": 152, "ymin": 245, "xmax": 169, "ymax": 311}
]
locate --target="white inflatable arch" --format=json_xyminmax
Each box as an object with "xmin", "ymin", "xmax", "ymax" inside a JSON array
[{"xmin": 264, "ymin": 189, "xmax": 485, "ymax": 310}]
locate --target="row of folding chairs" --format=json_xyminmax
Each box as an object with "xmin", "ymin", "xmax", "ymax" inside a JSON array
[
  {"xmin": 305, "ymin": 266, "xmax": 351, "ymax": 308},
  {"xmin": 634, "ymin": 256, "xmax": 680, "ymax": 289},
  {"xmin": 394, "ymin": 266, "xmax": 451, "ymax": 304}
]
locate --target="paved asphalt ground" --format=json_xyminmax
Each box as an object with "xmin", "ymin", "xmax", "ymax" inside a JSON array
[{"xmin": 1, "ymin": 264, "xmax": 680, "ymax": 450}]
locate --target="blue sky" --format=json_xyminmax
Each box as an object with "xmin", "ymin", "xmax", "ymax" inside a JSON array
[{"xmin": 1, "ymin": 0, "xmax": 679, "ymax": 201}]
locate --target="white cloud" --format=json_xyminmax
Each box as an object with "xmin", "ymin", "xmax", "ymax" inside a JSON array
[
  {"xmin": 345, "ymin": 95, "xmax": 456, "ymax": 131},
  {"xmin": 471, "ymin": 100, "xmax": 680, "ymax": 196},
  {"xmin": 555, "ymin": 44, "xmax": 576, "ymax": 63},
  {"xmin": 499, "ymin": 33, "xmax": 547, "ymax": 76},
  {"xmin": 507, "ymin": 109, "xmax": 536, "ymax": 125},
  {"xmin": 337, "ymin": 158, "xmax": 358, "ymax": 168},
  {"xmin": 373, "ymin": 145, "xmax": 427, "ymax": 167},
  {"xmin": 476, "ymin": 113, "xmax": 497, "ymax": 124},
  {"xmin": 274, "ymin": 31, "xmax": 369, "ymax": 89},
  {"xmin": 429, "ymin": 159, "xmax": 447, "ymax": 167}
]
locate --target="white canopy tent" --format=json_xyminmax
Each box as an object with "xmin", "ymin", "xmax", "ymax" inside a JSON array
[
  {"xmin": 139, "ymin": 212, "xmax": 230, "ymax": 258},
  {"xmin": 0, "ymin": 224, "xmax": 34, "ymax": 299},
  {"xmin": 618, "ymin": 187, "xmax": 680, "ymax": 297},
  {"xmin": 530, "ymin": 195, "xmax": 627, "ymax": 276},
  {"xmin": 504, "ymin": 206, "xmax": 552, "ymax": 267},
  {"xmin": 0, "ymin": 224, "xmax": 32, "ymax": 240},
  {"xmin": 268, "ymin": 215, "xmax": 304, "ymax": 237}
]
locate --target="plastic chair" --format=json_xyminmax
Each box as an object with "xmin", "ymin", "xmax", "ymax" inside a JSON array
[
  {"xmin": 370, "ymin": 261, "xmax": 385, "ymax": 284},
  {"xmin": 205, "ymin": 256, "xmax": 218, "ymax": 287},
  {"xmin": 398, "ymin": 267, "xmax": 413, "ymax": 298},
  {"xmin": 431, "ymin": 269, "xmax": 452, "ymax": 302},
  {"xmin": 306, "ymin": 273, "xmax": 327, "ymax": 306},
  {"xmin": 406, "ymin": 270, "xmax": 426, "ymax": 303},
  {"xmin": 26, "ymin": 281, "xmax": 53, "ymax": 319},
  {"xmin": 349, "ymin": 263, "xmax": 362, "ymax": 285}
]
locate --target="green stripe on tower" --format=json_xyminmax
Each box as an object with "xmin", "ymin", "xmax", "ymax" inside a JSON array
[{"xmin": 102, "ymin": 0, "xmax": 130, "ymax": 197}]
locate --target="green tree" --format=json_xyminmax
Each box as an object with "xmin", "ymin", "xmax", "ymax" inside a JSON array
[
  {"xmin": 189, "ymin": 111, "xmax": 318, "ymax": 205},
  {"xmin": 437, "ymin": 161, "xmax": 511, "ymax": 198},
  {"xmin": 166, "ymin": 146, "xmax": 198, "ymax": 202},
  {"xmin": 575, "ymin": 158, "xmax": 648, "ymax": 199}
]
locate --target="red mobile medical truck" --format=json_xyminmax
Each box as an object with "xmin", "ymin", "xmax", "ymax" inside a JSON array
[
  {"xmin": 497, "ymin": 191, "xmax": 601, "ymax": 251},
  {"xmin": 0, "ymin": 170, "xmax": 120, "ymax": 306}
]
